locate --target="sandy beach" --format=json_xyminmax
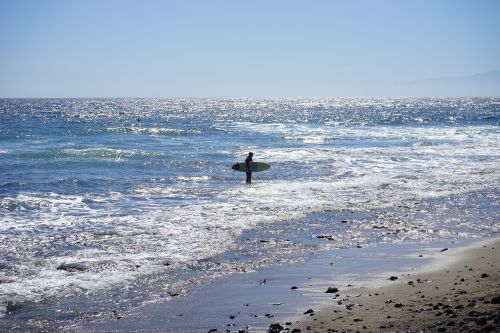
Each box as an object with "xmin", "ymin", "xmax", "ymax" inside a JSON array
[
  {"xmin": 290, "ymin": 239, "xmax": 500, "ymax": 333},
  {"xmin": 73, "ymin": 238, "xmax": 499, "ymax": 333}
]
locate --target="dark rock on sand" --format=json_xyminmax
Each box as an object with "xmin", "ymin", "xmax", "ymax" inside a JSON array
[
  {"xmin": 57, "ymin": 262, "xmax": 87, "ymax": 272},
  {"xmin": 269, "ymin": 323, "xmax": 284, "ymax": 333},
  {"xmin": 491, "ymin": 295, "xmax": 500, "ymax": 304},
  {"xmin": 325, "ymin": 287, "xmax": 339, "ymax": 293},
  {"xmin": 303, "ymin": 309, "xmax": 315, "ymax": 315},
  {"xmin": 389, "ymin": 276, "xmax": 398, "ymax": 281},
  {"xmin": 441, "ymin": 248, "xmax": 449, "ymax": 252},
  {"xmin": 291, "ymin": 286, "xmax": 299, "ymax": 290},
  {"xmin": 481, "ymin": 273, "xmax": 490, "ymax": 278}
]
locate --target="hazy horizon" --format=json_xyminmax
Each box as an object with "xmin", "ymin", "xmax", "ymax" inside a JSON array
[{"xmin": 1, "ymin": 0, "xmax": 499, "ymax": 98}]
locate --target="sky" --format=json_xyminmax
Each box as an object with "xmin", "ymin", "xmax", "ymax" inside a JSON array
[{"xmin": 0, "ymin": 0, "xmax": 499, "ymax": 98}]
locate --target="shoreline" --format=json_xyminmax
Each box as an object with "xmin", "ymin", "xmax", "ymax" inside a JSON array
[
  {"xmin": 74, "ymin": 237, "xmax": 499, "ymax": 332},
  {"xmin": 292, "ymin": 238, "xmax": 500, "ymax": 333}
]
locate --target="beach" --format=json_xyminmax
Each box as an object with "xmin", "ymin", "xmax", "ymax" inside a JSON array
[
  {"xmin": 2, "ymin": 0, "xmax": 500, "ymax": 331},
  {"xmin": 1, "ymin": 98, "xmax": 498, "ymax": 331},
  {"xmin": 293, "ymin": 238, "xmax": 500, "ymax": 333},
  {"xmin": 74, "ymin": 238, "xmax": 499, "ymax": 332}
]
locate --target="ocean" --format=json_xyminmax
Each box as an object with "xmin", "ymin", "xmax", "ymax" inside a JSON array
[{"xmin": 0, "ymin": 98, "xmax": 498, "ymax": 330}]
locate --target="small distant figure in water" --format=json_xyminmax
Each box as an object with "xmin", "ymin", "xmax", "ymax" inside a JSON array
[{"xmin": 245, "ymin": 152, "xmax": 254, "ymax": 183}]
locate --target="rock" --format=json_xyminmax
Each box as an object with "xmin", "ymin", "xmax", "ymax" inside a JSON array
[
  {"xmin": 269, "ymin": 323, "xmax": 284, "ymax": 333},
  {"xmin": 481, "ymin": 273, "xmax": 490, "ymax": 278},
  {"xmin": 444, "ymin": 309, "xmax": 454, "ymax": 315},
  {"xmin": 291, "ymin": 286, "xmax": 299, "ymax": 290},
  {"xmin": 491, "ymin": 295, "xmax": 500, "ymax": 304},
  {"xmin": 475, "ymin": 317, "xmax": 488, "ymax": 326},
  {"xmin": 479, "ymin": 324, "xmax": 496, "ymax": 332},
  {"xmin": 291, "ymin": 329, "xmax": 301, "ymax": 333},
  {"xmin": 441, "ymin": 248, "xmax": 449, "ymax": 252},
  {"xmin": 208, "ymin": 329, "xmax": 217, "ymax": 333},
  {"xmin": 316, "ymin": 235, "xmax": 334, "ymax": 240},
  {"xmin": 6, "ymin": 300, "xmax": 22, "ymax": 312},
  {"xmin": 394, "ymin": 303, "xmax": 404, "ymax": 308},
  {"xmin": 57, "ymin": 263, "xmax": 87, "ymax": 272},
  {"xmin": 389, "ymin": 276, "xmax": 398, "ymax": 281},
  {"xmin": 303, "ymin": 309, "xmax": 314, "ymax": 315},
  {"xmin": 325, "ymin": 287, "xmax": 339, "ymax": 293}
]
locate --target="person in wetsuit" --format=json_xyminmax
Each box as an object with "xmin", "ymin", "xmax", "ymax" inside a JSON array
[{"xmin": 245, "ymin": 152, "xmax": 253, "ymax": 183}]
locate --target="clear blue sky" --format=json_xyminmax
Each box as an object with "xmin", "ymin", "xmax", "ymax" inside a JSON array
[{"xmin": 1, "ymin": 0, "xmax": 499, "ymax": 97}]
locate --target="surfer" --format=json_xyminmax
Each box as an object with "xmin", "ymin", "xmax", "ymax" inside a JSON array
[{"xmin": 245, "ymin": 152, "xmax": 253, "ymax": 183}]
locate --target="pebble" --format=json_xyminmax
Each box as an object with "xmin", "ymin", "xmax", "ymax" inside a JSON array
[
  {"xmin": 269, "ymin": 323, "xmax": 284, "ymax": 333},
  {"xmin": 325, "ymin": 287, "xmax": 339, "ymax": 293}
]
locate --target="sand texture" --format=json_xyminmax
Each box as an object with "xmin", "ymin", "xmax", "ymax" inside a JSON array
[{"xmin": 290, "ymin": 239, "xmax": 500, "ymax": 333}]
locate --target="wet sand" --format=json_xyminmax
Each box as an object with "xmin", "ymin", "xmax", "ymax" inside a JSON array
[
  {"xmin": 292, "ymin": 239, "xmax": 500, "ymax": 333},
  {"xmin": 74, "ymin": 238, "xmax": 498, "ymax": 332}
]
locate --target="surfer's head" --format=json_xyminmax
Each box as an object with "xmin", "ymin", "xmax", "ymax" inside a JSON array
[{"xmin": 248, "ymin": 152, "xmax": 253, "ymax": 156}]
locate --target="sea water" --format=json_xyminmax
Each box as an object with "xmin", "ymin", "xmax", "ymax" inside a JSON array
[{"xmin": 0, "ymin": 98, "xmax": 498, "ymax": 328}]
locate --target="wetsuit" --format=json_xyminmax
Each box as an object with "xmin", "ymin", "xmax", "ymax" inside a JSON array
[{"xmin": 245, "ymin": 154, "xmax": 253, "ymax": 183}]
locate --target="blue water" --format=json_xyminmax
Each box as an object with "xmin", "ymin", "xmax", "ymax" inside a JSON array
[{"xmin": 0, "ymin": 98, "xmax": 499, "ymax": 328}]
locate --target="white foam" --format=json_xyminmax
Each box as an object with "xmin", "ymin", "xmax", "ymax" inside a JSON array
[{"xmin": 1, "ymin": 109, "xmax": 499, "ymax": 308}]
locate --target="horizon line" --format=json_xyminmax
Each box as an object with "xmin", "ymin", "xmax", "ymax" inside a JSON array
[{"xmin": 1, "ymin": 95, "xmax": 499, "ymax": 99}]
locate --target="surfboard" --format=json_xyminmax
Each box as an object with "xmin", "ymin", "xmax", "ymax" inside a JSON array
[{"xmin": 232, "ymin": 162, "xmax": 270, "ymax": 172}]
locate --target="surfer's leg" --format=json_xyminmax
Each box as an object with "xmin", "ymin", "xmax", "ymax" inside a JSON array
[{"xmin": 246, "ymin": 172, "xmax": 251, "ymax": 183}]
